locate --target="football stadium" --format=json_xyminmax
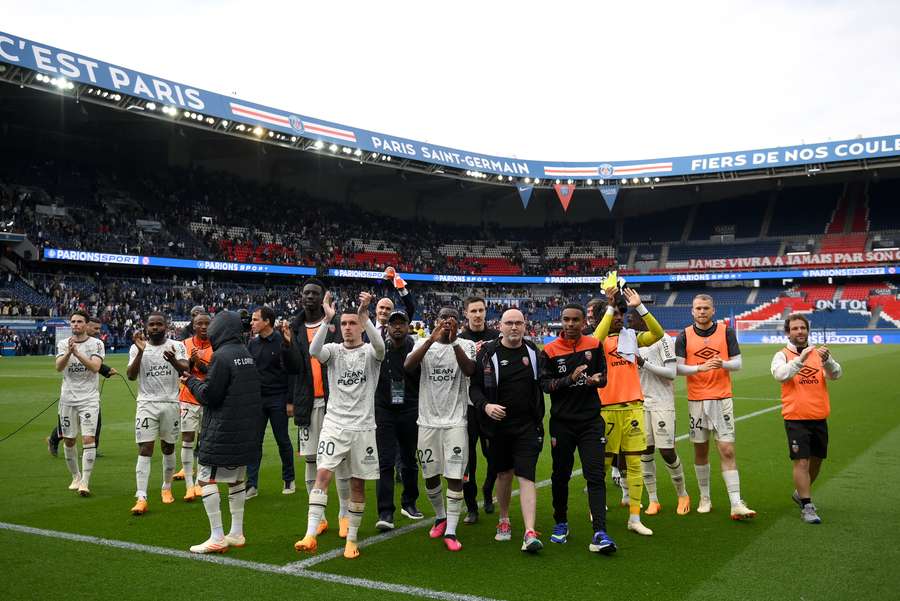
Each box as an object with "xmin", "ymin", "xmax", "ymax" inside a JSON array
[{"xmin": 2, "ymin": 9, "xmax": 900, "ymax": 601}]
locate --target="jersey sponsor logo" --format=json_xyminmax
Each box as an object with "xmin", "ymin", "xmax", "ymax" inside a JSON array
[
  {"xmin": 363, "ymin": 445, "xmax": 377, "ymax": 464},
  {"xmin": 500, "ymin": 359, "xmax": 510, "ymax": 366},
  {"xmin": 428, "ymin": 367, "xmax": 457, "ymax": 382},
  {"xmin": 338, "ymin": 369, "xmax": 367, "ymax": 386},
  {"xmin": 694, "ymin": 347, "xmax": 720, "ymax": 360},
  {"xmin": 145, "ymin": 364, "xmax": 173, "ymax": 378}
]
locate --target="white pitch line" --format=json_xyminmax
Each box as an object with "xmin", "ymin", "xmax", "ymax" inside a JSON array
[
  {"xmin": 0, "ymin": 521, "xmax": 502, "ymax": 601},
  {"xmin": 289, "ymin": 404, "xmax": 782, "ymax": 569}
]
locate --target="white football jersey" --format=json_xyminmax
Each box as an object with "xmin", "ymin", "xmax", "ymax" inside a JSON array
[
  {"xmin": 128, "ymin": 339, "xmax": 187, "ymax": 403},
  {"xmin": 415, "ymin": 338, "xmax": 476, "ymax": 428},
  {"xmin": 57, "ymin": 336, "xmax": 105, "ymax": 407},
  {"xmin": 638, "ymin": 334, "xmax": 676, "ymax": 411},
  {"xmin": 318, "ymin": 342, "xmax": 383, "ymax": 431}
]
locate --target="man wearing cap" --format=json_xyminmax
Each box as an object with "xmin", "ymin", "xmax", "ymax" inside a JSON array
[{"xmin": 374, "ymin": 310, "xmax": 424, "ymax": 530}]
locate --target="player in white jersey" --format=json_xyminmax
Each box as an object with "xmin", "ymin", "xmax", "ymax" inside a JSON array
[
  {"xmin": 54, "ymin": 310, "xmax": 105, "ymax": 496},
  {"xmin": 295, "ymin": 291, "xmax": 385, "ymax": 559},
  {"xmin": 630, "ymin": 311, "xmax": 691, "ymax": 516},
  {"xmin": 126, "ymin": 311, "xmax": 188, "ymax": 515},
  {"xmin": 403, "ymin": 307, "xmax": 476, "ymax": 552}
]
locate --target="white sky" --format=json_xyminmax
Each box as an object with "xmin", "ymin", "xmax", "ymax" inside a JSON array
[{"xmin": 5, "ymin": 0, "xmax": 900, "ymax": 162}]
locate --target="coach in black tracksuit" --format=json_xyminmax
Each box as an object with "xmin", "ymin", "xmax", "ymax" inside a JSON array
[
  {"xmin": 374, "ymin": 310, "xmax": 422, "ymax": 529},
  {"xmin": 540, "ymin": 303, "xmax": 609, "ymax": 540}
]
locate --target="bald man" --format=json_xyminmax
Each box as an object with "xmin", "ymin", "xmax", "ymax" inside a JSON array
[
  {"xmin": 470, "ymin": 309, "xmax": 545, "ymax": 553},
  {"xmin": 373, "ymin": 269, "xmax": 415, "ymax": 339}
]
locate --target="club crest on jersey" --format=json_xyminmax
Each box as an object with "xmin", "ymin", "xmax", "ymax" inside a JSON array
[
  {"xmin": 522, "ymin": 356, "xmax": 530, "ymax": 366},
  {"xmin": 328, "ymin": 324, "xmax": 336, "ymax": 333},
  {"xmin": 363, "ymin": 446, "xmax": 377, "ymax": 464},
  {"xmin": 500, "ymin": 359, "xmax": 510, "ymax": 366},
  {"xmin": 658, "ymin": 420, "xmax": 666, "ymax": 428},
  {"xmin": 584, "ymin": 350, "xmax": 592, "ymax": 361}
]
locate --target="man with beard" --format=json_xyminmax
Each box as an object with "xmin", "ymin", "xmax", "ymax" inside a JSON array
[
  {"xmin": 127, "ymin": 312, "xmax": 189, "ymax": 514},
  {"xmin": 458, "ymin": 296, "xmax": 500, "ymax": 524},
  {"xmin": 373, "ymin": 310, "xmax": 423, "ymax": 531},
  {"xmin": 771, "ymin": 313, "xmax": 842, "ymax": 524}
]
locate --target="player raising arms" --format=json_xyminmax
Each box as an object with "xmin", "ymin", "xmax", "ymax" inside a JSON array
[
  {"xmin": 54, "ymin": 310, "xmax": 105, "ymax": 496},
  {"xmin": 404, "ymin": 307, "xmax": 476, "ymax": 552},
  {"xmin": 675, "ymin": 294, "xmax": 755, "ymax": 520},
  {"xmin": 127, "ymin": 312, "xmax": 188, "ymax": 515},
  {"xmin": 593, "ymin": 286, "xmax": 664, "ymax": 536},
  {"xmin": 294, "ymin": 291, "xmax": 385, "ymax": 560}
]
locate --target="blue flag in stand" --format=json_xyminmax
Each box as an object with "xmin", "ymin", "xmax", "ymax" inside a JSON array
[
  {"xmin": 600, "ymin": 183, "xmax": 620, "ymax": 212},
  {"xmin": 517, "ymin": 184, "xmax": 534, "ymax": 209}
]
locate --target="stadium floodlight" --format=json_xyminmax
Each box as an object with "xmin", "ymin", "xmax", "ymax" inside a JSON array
[
  {"xmin": 555, "ymin": 179, "xmax": 561, "ymax": 184},
  {"xmin": 533, "ymin": 178, "xmax": 540, "ymax": 185},
  {"xmin": 341, "ymin": 147, "xmax": 352, "ymax": 154},
  {"xmin": 253, "ymin": 127, "xmax": 264, "ymax": 136},
  {"xmin": 146, "ymin": 102, "xmax": 156, "ymax": 110},
  {"xmin": 598, "ymin": 178, "xmax": 604, "ymax": 185},
  {"xmin": 632, "ymin": 177, "xmax": 640, "ymax": 184},
  {"xmin": 497, "ymin": 175, "xmax": 504, "ymax": 181},
  {"xmin": 268, "ymin": 131, "xmax": 275, "ymax": 137},
  {"xmin": 507, "ymin": 176, "xmax": 514, "ymax": 181},
  {"xmin": 206, "ymin": 117, "xmax": 215, "ymax": 125},
  {"xmin": 354, "ymin": 149, "xmax": 362, "ymax": 156},
  {"xmin": 329, "ymin": 143, "xmax": 338, "ymax": 152},
  {"xmin": 586, "ymin": 179, "xmax": 593, "ymax": 185},
  {"xmin": 290, "ymin": 136, "xmax": 297, "ymax": 143},
  {"xmin": 653, "ymin": 177, "xmax": 660, "ymax": 183},
  {"xmin": 220, "ymin": 119, "xmax": 229, "ymax": 127},
  {"xmin": 524, "ymin": 177, "xmax": 531, "ymax": 184},
  {"xmin": 567, "ymin": 179, "xmax": 574, "ymax": 185},
  {"xmin": 643, "ymin": 177, "xmax": 650, "ymax": 183},
  {"xmin": 236, "ymin": 124, "xmax": 246, "ymax": 131},
  {"xmin": 372, "ymin": 152, "xmax": 379, "ymax": 158},
  {"xmin": 314, "ymin": 140, "xmax": 325, "ymax": 149},
  {"xmin": 183, "ymin": 110, "xmax": 190, "ymax": 117}
]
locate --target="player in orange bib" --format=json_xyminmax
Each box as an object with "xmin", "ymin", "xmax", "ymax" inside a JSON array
[
  {"xmin": 178, "ymin": 312, "xmax": 212, "ymax": 501},
  {"xmin": 770, "ymin": 313, "xmax": 841, "ymax": 524},
  {"xmin": 593, "ymin": 285, "xmax": 664, "ymax": 536},
  {"xmin": 675, "ymin": 294, "xmax": 755, "ymax": 520}
]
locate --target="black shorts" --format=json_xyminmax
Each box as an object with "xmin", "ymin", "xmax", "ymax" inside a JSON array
[
  {"xmin": 486, "ymin": 425, "xmax": 543, "ymax": 482},
  {"xmin": 784, "ymin": 419, "xmax": 828, "ymax": 460}
]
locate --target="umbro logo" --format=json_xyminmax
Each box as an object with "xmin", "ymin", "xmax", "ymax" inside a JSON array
[
  {"xmin": 798, "ymin": 366, "xmax": 819, "ymax": 379},
  {"xmin": 608, "ymin": 349, "xmax": 624, "ymax": 359},
  {"xmin": 694, "ymin": 347, "xmax": 720, "ymax": 360}
]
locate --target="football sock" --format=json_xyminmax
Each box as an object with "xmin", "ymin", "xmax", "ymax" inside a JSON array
[
  {"xmin": 201, "ymin": 483, "xmax": 224, "ymax": 539},
  {"xmin": 306, "ymin": 490, "xmax": 328, "ymax": 537},
  {"xmin": 641, "ymin": 454, "xmax": 658, "ymax": 503},
  {"xmin": 695, "ymin": 463, "xmax": 711, "ymax": 499},
  {"xmin": 135, "ymin": 455, "xmax": 151, "ymax": 499}
]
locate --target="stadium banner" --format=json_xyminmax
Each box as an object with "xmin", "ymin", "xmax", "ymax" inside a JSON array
[
  {"xmin": 736, "ymin": 330, "xmax": 900, "ymax": 345},
  {"xmin": 42, "ymin": 248, "xmax": 316, "ymax": 275},
  {"xmin": 680, "ymin": 249, "xmax": 900, "ymax": 270},
  {"xmin": 329, "ymin": 265, "xmax": 900, "ymax": 284},
  {"xmin": 4, "ymin": 31, "xmax": 900, "ymax": 181},
  {"xmin": 599, "ymin": 183, "xmax": 619, "ymax": 211},
  {"xmin": 553, "ymin": 183, "xmax": 574, "ymax": 211}
]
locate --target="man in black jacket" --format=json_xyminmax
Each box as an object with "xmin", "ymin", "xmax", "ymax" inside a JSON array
[
  {"xmin": 183, "ymin": 310, "xmax": 263, "ymax": 554},
  {"xmin": 374, "ymin": 310, "xmax": 423, "ymax": 531},
  {"xmin": 469, "ymin": 309, "xmax": 545, "ymax": 553},
  {"xmin": 289, "ymin": 278, "xmax": 347, "ymax": 537},
  {"xmin": 540, "ymin": 303, "xmax": 616, "ymax": 555},
  {"xmin": 458, "ymin": 296, "xmax": 500, "ymax": 523},
  {"xmin": 245, "ymin": 306, "xmax": 302, "ymax": 498}
]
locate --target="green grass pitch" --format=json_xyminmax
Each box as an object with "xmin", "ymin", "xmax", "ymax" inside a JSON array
[{"xmin": 1, "ymin": 344, "xmax": 899, "ymax": 600}]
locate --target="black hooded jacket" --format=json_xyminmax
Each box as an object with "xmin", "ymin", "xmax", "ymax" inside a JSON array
[{"xmin": 187, "ymin": 311, "xmax": 263, "ymax": 467}]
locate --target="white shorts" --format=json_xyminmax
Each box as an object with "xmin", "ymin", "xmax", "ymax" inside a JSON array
[
  {"xmin": 180, "ymin": 402, "xmax": 202, "ymax": 433},
  {"xmin": 316, "ymin": 422, "xmax": 379, "ymax": 480},
  {"xmin": 417, "ymin": 425, "xmax": 468, "ymax": 480},
  {"xmin": 645, "ymin": 408, "xmax": 677, "ymax": 449},
  {"xmin": 198, "ymin": 464, "xmax": 246, "ymax": 484},
  {"xmin": 135, "ymin": 401, "xmax": 180, "ymax": 444},
  {"xmin": 297, "ymin": 405, "xmax": 325, "ymax": 457},
  {"xmin": 688, "ymin": 398, "xmax": 736, "ymax": 443},
  {"xmin": 58, "ymin": 403, "xmax": 99, "ymax": 439}
]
